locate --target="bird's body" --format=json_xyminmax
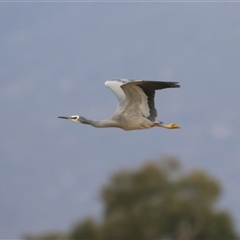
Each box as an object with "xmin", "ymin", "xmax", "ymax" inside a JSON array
[{"xmin": 58, "ymin": 79, "xmax": 180, "ymax": 131}]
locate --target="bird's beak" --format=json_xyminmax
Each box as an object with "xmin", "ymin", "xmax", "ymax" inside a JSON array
[{"xmin": 58, "ymin": 116, "xmax": 70, "ymax": 120}]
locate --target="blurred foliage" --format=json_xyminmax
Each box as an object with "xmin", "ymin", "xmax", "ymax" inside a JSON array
[
  {"xmin": 25, "ymin": 232, "xmax": 67, "ymax": 240},
  {"xmin": 69, "ymin": 218, "xmax": 99, "ymax": 240},
  {"xmin": 25, "ymin": 157, "xmax": 239, "ymax": 240}
]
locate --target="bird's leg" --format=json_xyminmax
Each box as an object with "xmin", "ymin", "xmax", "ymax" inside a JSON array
[{"xmin": 153, "ymin": 122, "xmax": 180, "ymax": 129}]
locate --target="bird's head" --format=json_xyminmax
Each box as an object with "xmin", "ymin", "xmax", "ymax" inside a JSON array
[{"xmin": 58, "ymin": 115, "xmax": 82, "ymax": 123}]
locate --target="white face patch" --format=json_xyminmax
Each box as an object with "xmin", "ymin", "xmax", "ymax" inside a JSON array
[{"xmin": 70, "ymin": 115, "xmax": 80, "ymax": 122}]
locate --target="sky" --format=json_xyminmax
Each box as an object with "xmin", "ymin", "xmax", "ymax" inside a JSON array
[{"xmin": 1, "ymin": 2, "xmax": 240, "ymax": 239}]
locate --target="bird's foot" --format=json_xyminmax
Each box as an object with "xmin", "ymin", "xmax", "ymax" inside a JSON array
[{"xmin": 165, "ymin": 123, "xmax": 180, "ymax": 129}]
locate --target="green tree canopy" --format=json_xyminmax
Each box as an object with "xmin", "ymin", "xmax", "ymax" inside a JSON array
[{"xmin": 25, "ymin": 157, "xmax": 239, "ymax": 240}]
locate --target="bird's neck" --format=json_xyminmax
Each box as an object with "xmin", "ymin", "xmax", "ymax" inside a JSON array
[{"xmin": 79, "ymin": 117, "xmax": 118, "ymax": 128}]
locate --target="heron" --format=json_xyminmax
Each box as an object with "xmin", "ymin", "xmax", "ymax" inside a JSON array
[{"xmin": 58, "ymin": 79, "xmax": 180, "ymax": 131}]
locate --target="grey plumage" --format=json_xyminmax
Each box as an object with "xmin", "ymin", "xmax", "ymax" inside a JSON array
[{"xmin": 58, "ymin": 79, "xmax": 180, "ymax": 131}]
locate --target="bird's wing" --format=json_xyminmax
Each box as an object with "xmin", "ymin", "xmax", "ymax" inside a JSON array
[
  {"xmin": 105, "ymin": 79, "xmax": 149, "ymax": 120},
  {"xmin": 120, "ymin": 81, "xmax": 151, "ymax": 119},
  {"xmin": 105, "ymin": 79, "xmax": 180, "ymax": 122},
  {"xmin": 105, "ymin": 79, "xmax": 130, "ymax": 107},
  {"xmin": 122, "ymin": 80, "xmax": 180, "ymax": 121}
]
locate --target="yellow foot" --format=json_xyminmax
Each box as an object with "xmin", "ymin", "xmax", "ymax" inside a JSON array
[{"xmin": 165, "ymin": 123, "xmax": 180, "ymax": 129}]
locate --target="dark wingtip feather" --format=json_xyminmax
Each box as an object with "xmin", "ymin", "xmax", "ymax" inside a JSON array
[
  {"xmin": 139, "ymin": 81, "xmax": 180, "ymax": 90},
  {"xmin": 170, "ymin": 82, "xmax": 180, "ymax": 88}
]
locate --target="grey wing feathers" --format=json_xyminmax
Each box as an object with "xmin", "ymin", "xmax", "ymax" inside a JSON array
[
  {"xmin": 121, "ymin": 80, "xmax": 180, "ymax": 121},
  {"xmin": 140, "ymin": 88, "xmax": 157, "ymax": 121},
  {"xmin": 127, "ymin": 80, "xmax": 180, "ymax": 90},
  {"xmin": 107, "ymin": 79, "xmax": 180, "ymax": 122}
]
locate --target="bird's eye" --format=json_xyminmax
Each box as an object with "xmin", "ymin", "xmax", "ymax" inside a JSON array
[{"xmin": 71, "ymin": 116, "xmax": 78, "ymax": 120}]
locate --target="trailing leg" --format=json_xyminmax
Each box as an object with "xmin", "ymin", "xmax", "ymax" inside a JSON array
[{"xmin": 153, "ymin": 122, "xmax": 180, "ymax": 129}]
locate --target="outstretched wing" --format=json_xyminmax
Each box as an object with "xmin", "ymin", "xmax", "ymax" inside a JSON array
[
  {"xmin": 122, "ymin": 80, "xmax": 180, "ymax": 121},
  {"xmin": 105, "ymin": 79, "xmax": 180, "ymax": 122}
]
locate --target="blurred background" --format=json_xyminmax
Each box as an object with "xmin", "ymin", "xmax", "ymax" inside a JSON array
[{"xmin": 1, "ymin": 2, "xmax": 240, "ymax": 239}]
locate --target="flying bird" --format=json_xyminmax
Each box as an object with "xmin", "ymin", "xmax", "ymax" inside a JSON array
[{"xmin": 58, "ymin": 79, "xmax": 180, "ymax": 131}]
